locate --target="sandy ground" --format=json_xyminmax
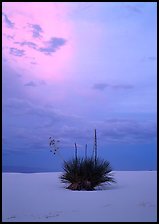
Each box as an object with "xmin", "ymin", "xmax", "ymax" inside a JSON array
[{"xmin": 2, "ymin": 171, "xmax": 157, "ymax": 222}]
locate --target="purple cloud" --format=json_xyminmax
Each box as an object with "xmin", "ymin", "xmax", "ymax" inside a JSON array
[
  {"xmin": 24, "ymin": 81, "xmax": 37, "ymax": 87},
  {"xmin": 14, "ymin": 41, "xmax": 37, "ymax": 49},
  {"xmin": 2, "ymin": 12, "xmax": 14, "ymax": 28},
  {"xmin": 93, "ymin": 83, "xmax": 134, "ymax": 91},
  {"xmin": 14, "ymin": 38, "xmax": 66, "ymax": 56},
  {"xmin": 38, "ymin": 37, "xmax": 67, "ymax": 55},
  {"xmin": 28, "ymin": 23, "xmax": 43, "ymax": 38},
  {"xmin": 10, "ymin": 48, "xmax": 25, "ymax": 57}
]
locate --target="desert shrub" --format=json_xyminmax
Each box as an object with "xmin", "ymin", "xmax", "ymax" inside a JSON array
[{"xmin": 60, "ymin": 157, "xmax": 115, "ymax": 191}]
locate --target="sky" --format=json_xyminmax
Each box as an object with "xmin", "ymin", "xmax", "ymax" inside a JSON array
[{"xmin": 2, "ymin": 2, "xmax": 157, "ymax": 172}]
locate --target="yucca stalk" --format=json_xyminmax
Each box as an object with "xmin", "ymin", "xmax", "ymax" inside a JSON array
[
  {"xmin": 74, "ymin": 142, "xmax": 78, "ymax": 161},
  {"xmin": 94, "ymin": 129, "xmax": 97, "ymax": 166},
  {"xmin": 85, "ymin": 144, "xmax": 87, "ymax": 159}
]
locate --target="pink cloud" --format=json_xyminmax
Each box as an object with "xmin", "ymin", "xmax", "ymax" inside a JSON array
[{"xmin": 2, "ymin": 2, "xmax": 75, "ymax": 82}]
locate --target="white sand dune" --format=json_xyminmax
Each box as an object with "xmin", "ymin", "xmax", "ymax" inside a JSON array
[{"xmin": 2, "ymin": 171, "xmax": 157, "ymax": 222}]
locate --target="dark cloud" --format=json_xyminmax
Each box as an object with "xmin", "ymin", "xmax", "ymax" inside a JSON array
[
  {"xmin": 140, "ymin": 56, "xmax": 157, "ymax": 63},
  {"xmin": 95, "ymin": 119, "xmax": 156, "ymax": 143},
  {"xmin": 2, "ymin": 12, "xmax": 14, "ymax": 28},
  {"xmin": 13, "ymin": 37, "xmax": 66, "ymax": 55},
  {"xmin": 148, "ymin": 56, "xmax": 157, "ymax": 61},
  {"xmin": 14, "ymin": 41, "xmax": 37, "ymax": 49},
  {"xmin": 93, "ymin": 83, "xmax": 109, "ymax": 90},
  {"xmin": 28, "ymin": 23, "xmax": 43, "ymax": 38},
  {"xmin": 124, "ymin": 4, "xmax": 142, "ymax": 14},
  {"xmin": 38, "ymin": 37, "xmax": 67, "ymax": 55},
  {"xmin": 3, "ymin": 34, "xmax": 14, "ymax": 40},
  {"xmin": 3, "ymin": 98, "xmax": 83, "ymax": 151},
  {"xmin": 59, "ymin": 126, "xmax": 92, "ymax": 143},
  {"xmin": 10, "ymin": 48, "xmax": 25, "ymax": 57},
  {"xmin": 42, "ymin": 118, "xmax": 156, "ymax": 145},
  {"xmin": 24, "ymin": 80, "xmax": 46, "ymax": 87},
  {"xmin": 92, "ymin": 83, "xmax": 134, "ymax": 91},
  {"xmin": 112, "ymin": 84, "xmax": 134, "ymax": 89},
  {"xmin": 3, "ymin": 97, "xmax": 157, "ymax": 152},
  {"xmin": 24, "ymin": 81, "xmax": 37, "ymax": 87},
  {"xmin": 3, "ymin": 98, "xmax": 78, "ymax": 124}
]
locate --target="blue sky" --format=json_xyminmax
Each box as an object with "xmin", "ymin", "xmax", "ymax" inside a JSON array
[{"xmin": 2, "ymin": 2, "xmax": 157, "ymax": 171}]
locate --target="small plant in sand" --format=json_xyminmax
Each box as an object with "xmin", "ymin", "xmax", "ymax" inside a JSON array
[
  {"xmin": 49, "ymin": 129, "xmax": 115, "ymax": 191},
  {"xmin": 60, "ymin": 157, "xmax": 115, "ymax": 190}
]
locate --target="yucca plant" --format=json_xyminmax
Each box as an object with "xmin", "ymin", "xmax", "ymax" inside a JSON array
[{"xmin": 60, "ymin": 157, "xmax": 115, "ymax": 191}]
